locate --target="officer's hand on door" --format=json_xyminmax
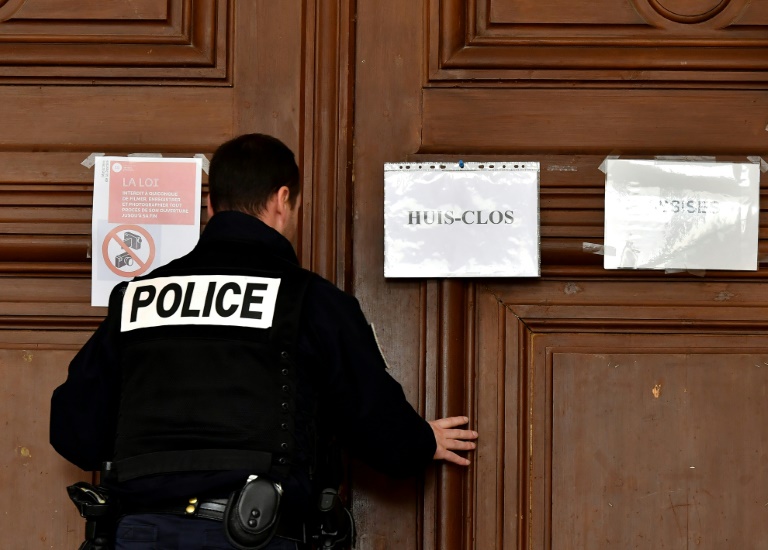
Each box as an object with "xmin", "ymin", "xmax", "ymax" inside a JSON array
[{"xmin": 428, "ymin": 416, "xmax": 478, "ymax": 466}]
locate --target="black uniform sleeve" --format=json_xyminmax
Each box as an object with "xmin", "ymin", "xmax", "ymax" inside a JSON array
[
  {"xmin": 49, "ymin": 286, "xmax": 124, "ymax": 471},
  {"xmin": 302, "ymin": 279, "xmax": 437, "ymax": 478}
]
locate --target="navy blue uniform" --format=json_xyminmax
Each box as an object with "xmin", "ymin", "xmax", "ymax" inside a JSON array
[{"xmin": 51, "ymin": 211, "xmax": 436, "ymax": 547}]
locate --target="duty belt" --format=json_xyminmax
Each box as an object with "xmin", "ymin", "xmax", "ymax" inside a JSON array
[{"xmin": 125, "ymin": 497, "xmax": 306, "ymax": 543}]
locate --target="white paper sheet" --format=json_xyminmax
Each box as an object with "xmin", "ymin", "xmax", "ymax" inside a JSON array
[
  {"xmin": 604, "ymin": 159, "xmax": 760, "ymax": 271},
  {"xmin": 384, "ymin": 162, "xmax": 540, "ymax": 277}
]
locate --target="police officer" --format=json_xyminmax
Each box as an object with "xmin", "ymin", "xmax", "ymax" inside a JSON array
[{"xmin": 50, "ymin": 133, "xmax": 478, "ymax": 550}]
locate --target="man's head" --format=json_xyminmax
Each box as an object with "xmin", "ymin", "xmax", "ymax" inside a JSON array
[{"xmin": 207, "ymin": 133, "xmax": 301, "ymax": 239}]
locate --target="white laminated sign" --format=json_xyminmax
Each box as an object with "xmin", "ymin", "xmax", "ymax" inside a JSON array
[
  {"xmin": 604, "ymin": 159, "xmax": 760, "ymax": 271},
  {"xmin": 91, "ymin": 156, "xmax": 203, "ymax": 306},
  {"xmin": 384, "ymin": 162, "xmax": 540, "ymax": 278}
]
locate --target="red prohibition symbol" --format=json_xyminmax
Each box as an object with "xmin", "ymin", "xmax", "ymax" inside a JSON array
[{"xmin": 102, "ymin": 224, "xmax": 156, "ymax": 277}]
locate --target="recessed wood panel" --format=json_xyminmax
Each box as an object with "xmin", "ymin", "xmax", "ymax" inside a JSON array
[
  {"xmin": 0, "ymin": 88, "xmax": 232, "ymax": 148},
  {"xmin": 489, "ymin": 0, "xmax": 768, "ymax": 26},
  {"xmin": 489, "ymin": 0, "xmax": 643, "ymax": 25},
  {"xmin": 11, "ymin": 0, "xmax": 168, "ymax": 19},
  {"xmin": 430, "ymin": 0, "xmax": 768, "ymax": 83},
  {"xmin": 472, "ymin": 280, "xmax": 768, "ymax": 548},
  {"xmin": 0, "ymin": 342, "xmax": 93, "ymax": 549},
  {"xmin": 421, "ymin": 89, "xmax": 768, "ymax": 154},
  {"xmin": 0, "ymin": 0, "xmax": 230, "ymax": 84},
  {"xmin": 553, "ymin": 351, "xmax": 768, "ymax": 548}
]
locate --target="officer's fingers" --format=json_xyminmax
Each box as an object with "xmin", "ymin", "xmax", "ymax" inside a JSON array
[
  {"xmin": 430, "ymin": 416, "xmax": 470, "ymax": 429},
  {"xmin": 443, "ymin": 428, "xmax": 478, "ymax": 442},
  {"xmin": 444, "ymin": 439, "xmax": 477, "ymax": 451},
  {"xmin": 439, "ymin": 450, "xmax": 471, "ymax": 467}
]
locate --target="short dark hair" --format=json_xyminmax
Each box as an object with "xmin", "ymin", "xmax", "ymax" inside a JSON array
[{"xmin": 208, "ymin": 133, "xmax": 300, "ymax": 215}]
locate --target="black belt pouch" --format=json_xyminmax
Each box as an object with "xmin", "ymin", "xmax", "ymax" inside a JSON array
[{"xmin": 223, "ymin": 475, "xmax": 283, "ymax": 550}]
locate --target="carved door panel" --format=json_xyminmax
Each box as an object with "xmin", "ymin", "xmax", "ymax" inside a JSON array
[
  {"xmin": 352, "ymin": 1, "xmax": 768, "ymax": 549},
  {"xmin": 0, "ymin": 1, "xmax": 354, "ymax": 547},
  {"xmin": 474, "ymin": 277, "xmax": 768, "ymax": 549}
]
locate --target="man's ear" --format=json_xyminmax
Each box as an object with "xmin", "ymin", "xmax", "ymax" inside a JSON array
[
  {"xmin": 274, "ymin": 186, "xmax": 291, "ymax": 215},
  {"xmin": 258, "ymin": 186, "xmax": 292, "ymax": 234},
  {"xmin": 206, "ymin": 194, "xmax": 214, "ymax": 218}
]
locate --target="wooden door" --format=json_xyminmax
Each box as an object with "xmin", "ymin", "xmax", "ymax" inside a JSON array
[
  {"xmin": 0, "ymin": 1, "xmax": 353, "ymax": 547},
  {"xmin": 7, "ymin": 0, "xmax": 768, "ymax": 548},
  {"xmin": 351, "ymin": 1, "xmax": 768, "ymax": 549}
]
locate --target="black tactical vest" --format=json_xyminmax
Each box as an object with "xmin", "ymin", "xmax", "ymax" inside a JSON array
[{"xmin": 110, "ymin": 239, "xmax": 312, "ymax": 483}]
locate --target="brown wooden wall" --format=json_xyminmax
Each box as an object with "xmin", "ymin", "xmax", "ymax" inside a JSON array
[
  {"xmin": 2, "ymin": 0, "xmax": 768, "ymax": 549},
  {"xmin": 351, "ymin": 1, "xmax": 768, "ymax": 549}
]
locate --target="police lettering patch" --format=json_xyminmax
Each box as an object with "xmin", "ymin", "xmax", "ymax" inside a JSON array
[{"xmin": 120, "ymin": 275, "xmax": 281, "ymax": 332}]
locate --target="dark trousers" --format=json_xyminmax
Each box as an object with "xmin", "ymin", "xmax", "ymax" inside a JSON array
[{"xmin": 115, "ymin": 514, "xmax": 304, "ymax": 550}]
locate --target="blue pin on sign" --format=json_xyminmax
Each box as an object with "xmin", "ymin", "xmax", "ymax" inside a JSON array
[{"xmin": 459, "ymin": 160, "xmax": 464, "ymax": 168}]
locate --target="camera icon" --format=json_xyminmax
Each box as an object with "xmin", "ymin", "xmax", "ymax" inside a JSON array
[
  {"xmin": 123, "ymin": 232, "xmax": 143, "ymax": 249},
  {"xmin": 114, "ymin": 252, "xmax": 134, "ymax": 269}
]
